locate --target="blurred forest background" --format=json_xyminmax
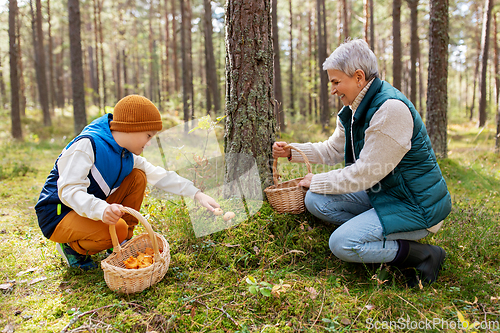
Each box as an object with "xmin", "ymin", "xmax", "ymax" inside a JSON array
[{"xmin": 0, "ymin": 0, "xmax": 498, "ymax": 153}]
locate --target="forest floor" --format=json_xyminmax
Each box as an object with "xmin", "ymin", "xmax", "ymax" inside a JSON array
[{"xmin": 1, "ymin": 107, "xmax": 500, "ymax": 332}]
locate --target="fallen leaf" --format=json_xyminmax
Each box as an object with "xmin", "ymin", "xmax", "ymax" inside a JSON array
[
  {"xmin": 341, "ymin": 318, "xmax": 351, "ymax": 325},
  {"xmin": 28, "ymin": 277, "xmax": 47, "ymax": 285},
  {"xmin": 365, "ymin": 304, "xmax": 375, "ymax": 311},
  {"xmin": 305, "ymin": 286, "xmax": 319, "ymax": 300},
  {"xmin": 0, "ymin": 283, "xmax": 13, "ymax": 290},
  {"xmin": 2, "ymin": 323, "xmax": 14, "ymax": 333},
  {"xmin": 16, "ymin": 268, "xmax": 37, "ymax": 276}
]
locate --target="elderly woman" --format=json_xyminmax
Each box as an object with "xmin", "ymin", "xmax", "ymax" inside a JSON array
[{"xmin": 273, "ymin": 39, "xmax": 451, "ymax": 287}]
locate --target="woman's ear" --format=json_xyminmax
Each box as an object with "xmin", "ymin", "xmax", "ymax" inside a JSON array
[{"xmin": 355, "ymin": 69, "xmax": 366, "ymax": 83}]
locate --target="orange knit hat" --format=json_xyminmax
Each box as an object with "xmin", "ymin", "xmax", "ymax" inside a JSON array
[{"xmin": 109, "ymin": 95, "xmax": 163, "ymax": 132}]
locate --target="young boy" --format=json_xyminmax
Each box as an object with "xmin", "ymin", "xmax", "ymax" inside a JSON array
[{"xmin": 35, "ymin": 95, "xmax": 219, "ymax": 270}]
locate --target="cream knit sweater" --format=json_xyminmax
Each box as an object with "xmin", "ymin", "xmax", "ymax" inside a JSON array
[{"xmin": 289, "ymin": 79, "xmax": 414, "ymax": 195}]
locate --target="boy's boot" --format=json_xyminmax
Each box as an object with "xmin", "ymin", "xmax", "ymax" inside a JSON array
[{"xmin": 389, "ymin": 240, "xmax": 446, "ymax": 287}]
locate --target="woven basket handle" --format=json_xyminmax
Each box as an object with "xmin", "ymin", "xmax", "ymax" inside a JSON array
[
  {"xmin": 273, "ymin": 145, "xmax": 312, "ymax": 186},
  {"xmin": 108, "ymin": 206, "xmax": 162, "ymax": 261}
]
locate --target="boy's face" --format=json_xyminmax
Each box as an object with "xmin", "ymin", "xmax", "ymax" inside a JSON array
[{"xmin": 120, "ymin": 131, "xmax": 158, "ymax": 155}]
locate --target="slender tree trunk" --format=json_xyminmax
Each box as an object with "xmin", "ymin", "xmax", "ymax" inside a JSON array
[
  {"xmin": 180, "ymin": 0, "xmax": 192, "ymax": 130},
  {"xmin": 116, "ymin": 51, "xmax": 122, "ymax": 99},
  {"xmin": 225, "ymin": 0, "xmax": 276, "ymax": 193},
  {"xmin": 308, "ymin": 7, "xmax": 313, "ymax": 118},
  {"xmin": 364, "ymin": 0, "xmax": 369, "ymax": 44},
  {"xmin": 98, "ymin": 0, "xmax": 106, "ymax": 107},
  {"xmin": 289, "ymin": 0, "xmax": 295, "ymax": 117},
  {"xmin": 149, "ymin": 0, "xmax": 154, "ymax": 100},
  {"xmin": 478, "ymin": 0, "xmax": 493, "ymax": 127},
  {"xmin": 417, "ymin": 41, "xmax": 424, "ymax": 117},
  {"xmin": 93, "ymin": 0, "xmax": 101, "ymax": 110},
  {"xmin": 203, "ymin": 0, "xmax": 220, "ymax": 115},
  {"xmin": 342, "ymin": 0, "xmax": 349, "ymax": 38},
  {"xmin": 68, "ymin": 0, "xmax": 87, "ymax": 134},
  {"xmin": 171, "ymin": 0, "xmax": 180, "ymax": 93},
  {"xmin": 123, "ymin": 49, "xmax": 129, "ymax": 96},
  {"xmin": 369, "ymin": 0, "xmax": 374, "ymax": 51},
  {"xmin": 426, "ymin": 0, "xmax": 448, "ymax": 158},
  {"xmin": 164, "ymin": 0, "xmax": 171, "ymax": 96},
  {"xmin": 56, "ymin": 36, "xmax": 65, "ymax": 108},
  {"xmin": 17, "ymin": 11, "xmax": 26, "ymax": 115},
  {"xmin": 408, "ymin": 0, "xmax": 418, "ymax": 106},
  {"xmin": 186, "ymin": 0, "xmax": 194, "ymax": 119},
  {"xmin": 33, "ymin": 0, "xmax": 51, "ymax": 126},
  {"xmin": 392, "ymin": 0, "xmax": 402, "ymax": 90},
  {"xmin": 47, "ymin": 0, "xmax": 56, "ymax": 113},
  {"xmin": 317, "ymin": 0, "xmax": 329, "ymax": 131},
  {"xmin": 272, "ymin": 0, "xmax": 285, "ymax": 131},
  {"xmin": 494, "ymin": 13, "xmax": 500, "ymax": 152},
  {"xmin": 0, "ymin": 55, "xmax": 7, "ymax": 109},
  {"xmin": 9, "ymin": 0, "xmax": 22, "ymax": 139}
]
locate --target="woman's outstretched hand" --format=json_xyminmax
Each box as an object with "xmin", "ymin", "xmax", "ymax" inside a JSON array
[
  {"xmin": 298, "ymin": 173, "xmax": 313, "ymax": 188},
  {"xmin": 273, "ymin": 141, "xmax": 291, "ymax": 158}
]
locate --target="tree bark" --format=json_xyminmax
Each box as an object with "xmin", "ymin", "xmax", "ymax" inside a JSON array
[
  {"xmin": 0, "ymin": 55, "xmax": 7, "ymax": 109},
  {"xmin": 68, "ymin": 0, "xmax": 87, "ymax": 134},
  {"xmin": 225, "ymin": 0, "xmax": 276, "ymax": 193},
  {"xmin": 407, "ymin": 0, "xmax": 419, "ymax": 107},
  {"xmin": 426, "ymin": 0, "xmax": 448, "ymax": 158},
  {"xmin": 369, "ymin": 0, "xmax": 374, "ymax": 51},
  {"xmin": 164, "ymin": 0, "xmax": 171, "ymax": 96},
  {"xmin": 9, "ymin": 0, "xmax": 22, "ymax": 140},
  {"xmin": 47, "ymin": 0, "xmax": 56, "ymax": 113},
  {"xmin": 171, "ymin": 0, "xmax": 180, "ymax": 93},
  {"xmin": 34, "ymin": 0, "xmax": 52, "ymax": 126},
  {"xmin": 288, "ymin": 0, "xmax": 295, "ymax": 118},
  {"xmin": 494, "ymin": 13, "xmax": 500, "ymax": 152},
  {"xmin": 272, "ymin": 0, "xmax": 285, "ymax": 131},
  {"xmin": 342, "ymin": 0, "xmax": 349, "ymax": 39},
  {"xmin": 203, "ymin": 0, "xmax": 220, "ymax": 115},
  {"xmin": 392, "ymin": 0, "xmax": 402, "ymax": 90},
  {"xmin": 317, "ymin": 0, "xmax": 329, "ymax": 131},
  {"xmin": 17, "ymin": 11, "xmax": 26, "ymax": 116},
  {"xmin": 180, "ymin": 0, "xmax": 193, "ymax": 130},
  {"xmin": 92, "ymin": 0, "xmax": 101, "ymax": 110},
  {"xmin": 478, "ymin": 0, "xmax": 493, "ymax": 127}
]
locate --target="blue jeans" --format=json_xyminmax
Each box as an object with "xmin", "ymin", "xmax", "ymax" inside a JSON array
[{"xmin": 305, "ymin": 191, "xmax": 430, "ymax": 263}]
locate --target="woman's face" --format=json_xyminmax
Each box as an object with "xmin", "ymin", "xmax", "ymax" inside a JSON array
[{"xmin": 327, "ymin": 69, "xmax": 365, "ymax": 106}]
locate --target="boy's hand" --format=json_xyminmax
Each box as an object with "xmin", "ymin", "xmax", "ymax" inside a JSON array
[
  {"xmin": 194, "ymin": 191, "xmax": 220, "ymax": 212},
  {"xmin": 103, "ymin": 204, "xmax": 124, "ymax": 225}
]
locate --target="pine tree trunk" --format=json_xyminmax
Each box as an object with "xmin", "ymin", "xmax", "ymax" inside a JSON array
[
  {"xmin": 317, "ymin": 0, "xmax": 329, "ymax": 131},
  {"xmin": 171, "ymin": 0, "xmax": 180, "ymax": 93},
  {"xmin": 180, "ymin": 0, "xmax": 193, "ymax": 130},
  {"xmin": 68, "ymin": 0, "xmax": 87, "ymax": 134},
  {"xmin": 0, "ymin": 55, "xmax": 7, "ymax": 109},
  {"xmin": 392, "ymin": 0, "xmax": 402, "ymax": 90},
  {"xmin": 408, "ymin": 0, "xmax": 419, "ymax": 107},
  {"xmin": 16, "ymin": 10, "xmax": 26, "ymax": 115},
  {"xmin": 164, "ymin": 0, "xmax": 171, "ymax": 96},
  {"xmin": 9, "ymin": 0, "xmax": 22, "ymax": 140},
  {"xmin": 123, "ymin": 49, "xmax": 129, "ymax": 96},
  {"xmin": 289, "ymin": 0, "xmax": 295, "ymax": 117},
  {"xmin": 225, "ymin": 0, "xmax": 276, "ymax": 193},
  {"xmin": 272, "ymin": 0, "xmax": 285, "ymax": 131},
  {"xmin": 369, "ymin": 0, "xmax": 374, "ymax": 51},
  {"xmin": 98, "ymin": 0, "xmax": 106, "ymax": 107},
  {"xmin": 203, "ymin": 0, "xmax": 220, "ymax": 115},
  {"xmin": 494, "ymin": 13, "xmax": 500, "ymax": 152},
  {"xmin": 342, "ymin": 0, "xmax": 349, "ymax": 38},
  {"xmin": 426, "ymin": 0, "xmax": 448, "ymax": 158},
  {"xmin": 92, "ymin": 0, "xmax": 101, "ymax": 110},
  {"xmin": 34, "ymin": 0, "xmax": 52, "ymax": 126},
  {"xmin": 116, "ymin": 51, "xmax": 122, "ymax": 100},
  {"xmin": 149, "ymin": 0, "xmax": 155, "ymax": 101},
  {"xmin": 478, "ymin": 0, "xmax": 493, "ymax": 127},
  {"xmin": 47, "ymin": 0, "xmax": 56, "ymax": 113}
]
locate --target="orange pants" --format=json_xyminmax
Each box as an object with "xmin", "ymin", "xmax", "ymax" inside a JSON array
[{"xmin": 49, "ymin": 169, "xmax": 147, "ymax": 255}]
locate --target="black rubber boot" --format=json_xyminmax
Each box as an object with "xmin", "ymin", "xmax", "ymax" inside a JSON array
[{"xmin": 390, "ymin": 240, "xmax": 446, "ymax": 287}]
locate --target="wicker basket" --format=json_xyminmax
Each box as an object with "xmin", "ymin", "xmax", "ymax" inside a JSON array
[
  {"xmin": 264, "ymin": 145, "xmax": 312, "ymax": 214},
  {"xmin": 101, "ymin": 207, "xmax": 170, "ymax": 294}
]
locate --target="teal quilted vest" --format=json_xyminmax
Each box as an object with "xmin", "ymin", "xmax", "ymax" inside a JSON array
[{"xmin": 338, "ymin": 78, "xmax": 452, "ymax": 236}]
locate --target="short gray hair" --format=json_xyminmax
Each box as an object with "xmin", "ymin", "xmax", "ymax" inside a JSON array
[{"xmin": 322, "ymin": 39, "xmax": 379, "ymax": 81}]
